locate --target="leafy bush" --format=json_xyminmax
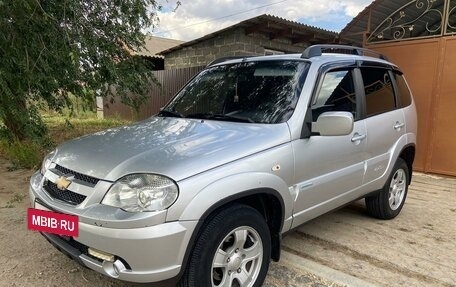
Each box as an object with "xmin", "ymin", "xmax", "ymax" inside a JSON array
[
  {"xmin": 0, "ymin": 139, "xmax": 42, "ymax": 170},
  {"xmin": 0, "ymin": 113, "xmax": 129, "ymax": 170}
]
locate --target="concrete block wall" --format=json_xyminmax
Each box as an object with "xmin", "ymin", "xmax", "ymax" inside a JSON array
[{"xmin": 164, "ymin": 28, "xmax": 310, "ymax": 69}]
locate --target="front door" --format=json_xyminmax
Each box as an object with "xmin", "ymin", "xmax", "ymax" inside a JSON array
[{"xmin": 291, "ymin": 67, "xmax": 367, "ymax": 228}]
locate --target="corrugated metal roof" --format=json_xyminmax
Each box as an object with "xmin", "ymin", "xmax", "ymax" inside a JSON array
[
  {"xmin": 136, "ymin": 36, "xmax": 185, "ymax": 58},
  {"xmin": 159, "ymin": 14, "xmax": 339, "ymax": 55},
  {"xmin": 341, "ymin": 0, "xmax": 402, "ymax": 44}
]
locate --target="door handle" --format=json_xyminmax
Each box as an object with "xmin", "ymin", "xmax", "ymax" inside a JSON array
[
  {"xmin": 394, "ymin": 122, "xmax": 405, "ymax": 131},
  {"xmin": 351, "ymin": 133, "xmax": 366, "ymax": 142}
]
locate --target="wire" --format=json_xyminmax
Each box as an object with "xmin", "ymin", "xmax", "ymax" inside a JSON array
[{"xmin": 153, "ymin": 0, "xmax": 289, "ymax": 35}]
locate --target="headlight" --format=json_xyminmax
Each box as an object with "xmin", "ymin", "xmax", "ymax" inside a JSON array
[
  {"xmin": 101, "ymin": 174, "xmax": 179, "ymax": 212},
  {"xmin": 41, "ymin": 150, "xmax": 56, "ymax": 175}
]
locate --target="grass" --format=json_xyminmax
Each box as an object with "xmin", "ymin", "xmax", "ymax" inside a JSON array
[
  {"xmin": 0, "ymin": 111, "xmax": 130, "ymax": 170},
  {"xmin": 3, "ymin": 193, "xmax": 26, "ymax": 208},
  {"xmin": 43, "ymin": 113, "xmax": 129, "ymax": 144},
  {"xmin": 0, "ymin": 139, "xmax": 42, "ymax": 170}
]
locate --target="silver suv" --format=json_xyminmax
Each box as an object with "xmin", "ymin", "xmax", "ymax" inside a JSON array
[{"xmin": 29, "ymin": 45, "xmax": 417, "ymax": 287}]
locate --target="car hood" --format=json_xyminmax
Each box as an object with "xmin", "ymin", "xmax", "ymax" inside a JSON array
[{"xmin": 52, "ymin": 117, "xmax": 291, "ymax": 182}]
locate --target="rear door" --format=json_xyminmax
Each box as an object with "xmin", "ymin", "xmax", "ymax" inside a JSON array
[{"xmin": 360, "ymin": 65, "xmax": 405, "ymax": 184}]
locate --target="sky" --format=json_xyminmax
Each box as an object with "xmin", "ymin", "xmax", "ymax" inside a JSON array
[{"xmin": 150, "ymin": 0, "xmax": 373, "ymax": 41}]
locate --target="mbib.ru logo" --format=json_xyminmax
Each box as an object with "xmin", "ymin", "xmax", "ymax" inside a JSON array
[{"xmin": 28, "ymin": 208, "xmax": 78, "ymax": 237}]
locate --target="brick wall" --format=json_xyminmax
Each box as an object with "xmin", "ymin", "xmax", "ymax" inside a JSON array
[{"xmin": 164, "ymin": 28, "xmax": 310, "ymax": 69}]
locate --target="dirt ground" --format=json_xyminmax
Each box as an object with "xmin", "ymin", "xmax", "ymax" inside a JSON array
[
  {"xmin": 0, "ymin": 157, "xmax": 454, "ymax": 287},
  {"xmin": 282, "ymin": 173, "xmax": 456, "ymax": 287}
]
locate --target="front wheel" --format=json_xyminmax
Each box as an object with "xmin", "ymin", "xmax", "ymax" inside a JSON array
[
  {"xmin": 179, "ymin": 204, "xmax": 271, "ymax": 287},
  {"xmin": 366, "ymin": 158, "xmax": 410, "ymax": 219}
]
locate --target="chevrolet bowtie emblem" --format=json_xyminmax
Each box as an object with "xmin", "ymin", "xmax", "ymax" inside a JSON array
[{"xmin": 55, "ymin": 176, "xmax": 72, "ymax": 190}]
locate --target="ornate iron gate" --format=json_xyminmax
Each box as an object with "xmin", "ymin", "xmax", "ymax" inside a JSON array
[
  {"xmin": 446, "ymin": 0, "xmax": 456, "ymax": 34},
  {"xmin": 367, "ymin": 0, "xmax": 456, "ymax": 44}
]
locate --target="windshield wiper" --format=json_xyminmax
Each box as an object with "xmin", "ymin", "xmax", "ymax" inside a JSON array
[
  {"xmin": 157, "ymin": 109, "xmax": 184, "ymax": 118},
  {"xmin": 186, "ymin": 113, "xmax": 254, "ymax": 123}
]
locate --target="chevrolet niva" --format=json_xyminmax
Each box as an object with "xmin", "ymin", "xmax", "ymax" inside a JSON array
[{"xmin": 29, "ymin": 45, "xmax": 417, "ymax": 287}]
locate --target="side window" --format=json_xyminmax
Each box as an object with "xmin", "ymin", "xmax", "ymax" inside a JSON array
[
  {"xmin": 394, "ymin": 73, "xmax": 412, "ymax": 107},
  {"xmin": 312, "ymin": 69, "xmax": 357, "ymax": 121},
  {"xmin": 361, "ymin": 68, "xmax": 396, "ymax": 116}
]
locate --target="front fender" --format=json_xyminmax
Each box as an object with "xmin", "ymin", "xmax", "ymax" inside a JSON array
[{"xmin": 176, "ymin": 172, "xmax": 293, "ymax": 232}]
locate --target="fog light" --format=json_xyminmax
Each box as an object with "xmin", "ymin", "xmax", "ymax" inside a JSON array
[
  {"xmin": 88, "ymin": 248, "xmax": 115, "ymax": 262},
  {"xmin": 113, "ymin": 263, "xmax": 120, "ymax": 275},
  {"xmin": 102, "ymin": 259, "xmax": 127, "ymax": 278}
]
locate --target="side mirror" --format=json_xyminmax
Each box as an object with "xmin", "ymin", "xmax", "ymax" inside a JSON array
[{"xmin": 312, "ymin": 112, "xmax": 354, "ymax": 136}]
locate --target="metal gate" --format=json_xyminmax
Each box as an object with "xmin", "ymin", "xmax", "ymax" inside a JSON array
[{"xmin": 369, "ymin": 36, "xmax": 456, "ymax": 176}]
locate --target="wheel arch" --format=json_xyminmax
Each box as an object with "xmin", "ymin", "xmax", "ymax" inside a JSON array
[
  {"xmin": 398, "ymin": 143, "xmax": 415, "ymax": 184},
  {"xmin": 176, "ymin": 188, "xmax": 285, "ymax": 281}
]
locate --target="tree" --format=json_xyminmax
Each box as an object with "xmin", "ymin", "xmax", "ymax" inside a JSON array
[{"xmin": 0, "ymin": 0, "xmax": 160, "ymax": 141}]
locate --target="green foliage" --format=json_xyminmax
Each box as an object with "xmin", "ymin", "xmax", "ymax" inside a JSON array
[
  {"xmin": 0, "ymin": 0, "xmax": 159, "ymax": 141},
  {"xmin": 0, "ymin": 139, "xmax": 42, "ymax": 169},
  {"xmin": 0, "ymin": 113, "xmax": 130, "ymax": 170},
  {"xmin": 45, "ymin": 113, "xmax": 129, "ymax": 143}
]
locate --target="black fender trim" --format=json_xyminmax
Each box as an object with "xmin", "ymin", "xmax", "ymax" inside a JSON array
[
  {"xmin": 41, "ymin": 232, "xmax": 85, "ymax": 266},
  {"xmin": 398, "ymin": 143, "xmax": 416, "ymax": 184}
]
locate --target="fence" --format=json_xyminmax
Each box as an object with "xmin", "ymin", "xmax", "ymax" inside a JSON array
[
  {"xmin": 370, "ymin": 36, "xmax": 456, "ymax": 176},
  {"xmin": 102, "ymin": 65, "xmax": 205, "ymax": 121}
]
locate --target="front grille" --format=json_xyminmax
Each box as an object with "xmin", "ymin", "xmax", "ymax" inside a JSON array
[
  {"xmin": 55, "ymin": 164, "xmax": 99, "ymax": 185},
  {"xmin": 44, "ymin": 181, "xmax": 86, "ymax": 205}
]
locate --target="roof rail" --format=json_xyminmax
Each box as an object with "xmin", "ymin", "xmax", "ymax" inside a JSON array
[
  {"xmin": 301, "ymin": 45, "xmax": 388, "ymax": 61},
  {"xmin": 207, "ymin": 55, "xmax": 258, "ymax": 67},
  {"xmin": 207, "ymin": 55, "xmax": 254, "ymax": 67}
]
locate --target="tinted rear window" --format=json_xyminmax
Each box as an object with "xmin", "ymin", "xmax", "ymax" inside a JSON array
[
  {"xmin": 361, "ymin": 68, "xmax": 396, "ymax": 116},
  {"xmin": 395, "ymin": 73, "xmax": 412, "ymax": 107}
]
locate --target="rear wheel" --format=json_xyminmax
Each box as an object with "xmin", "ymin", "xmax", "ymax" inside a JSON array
[
  {"xmin": 179, "ymin": 204, "xmax": 271, "ymax": 287},
  {"xmin": 366, "ymin": 158, "xmax": 409, "ymax": 219}
]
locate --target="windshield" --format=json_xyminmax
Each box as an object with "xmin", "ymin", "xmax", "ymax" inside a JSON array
[{"xmin": 162, "ymin": 60, "xmax": 310, "ymax": 124}]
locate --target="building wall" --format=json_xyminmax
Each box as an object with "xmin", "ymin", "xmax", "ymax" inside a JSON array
[{"xmin": 164, "ymin": 28, "xmax": 310, "ymax": 69}]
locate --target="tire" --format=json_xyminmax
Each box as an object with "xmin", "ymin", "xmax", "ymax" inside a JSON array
[
  {"xmin": 365, "ymin": 158, "xmax": 410, "ymax": 219},
  {"xmin": 178, "ymin": 204, "xmax": 271, "ymax": 287}
]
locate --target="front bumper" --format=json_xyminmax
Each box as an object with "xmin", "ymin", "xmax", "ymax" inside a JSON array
[{"xmin": 29, "ymin": 171, "xmax": 197, "ymax": 283}]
